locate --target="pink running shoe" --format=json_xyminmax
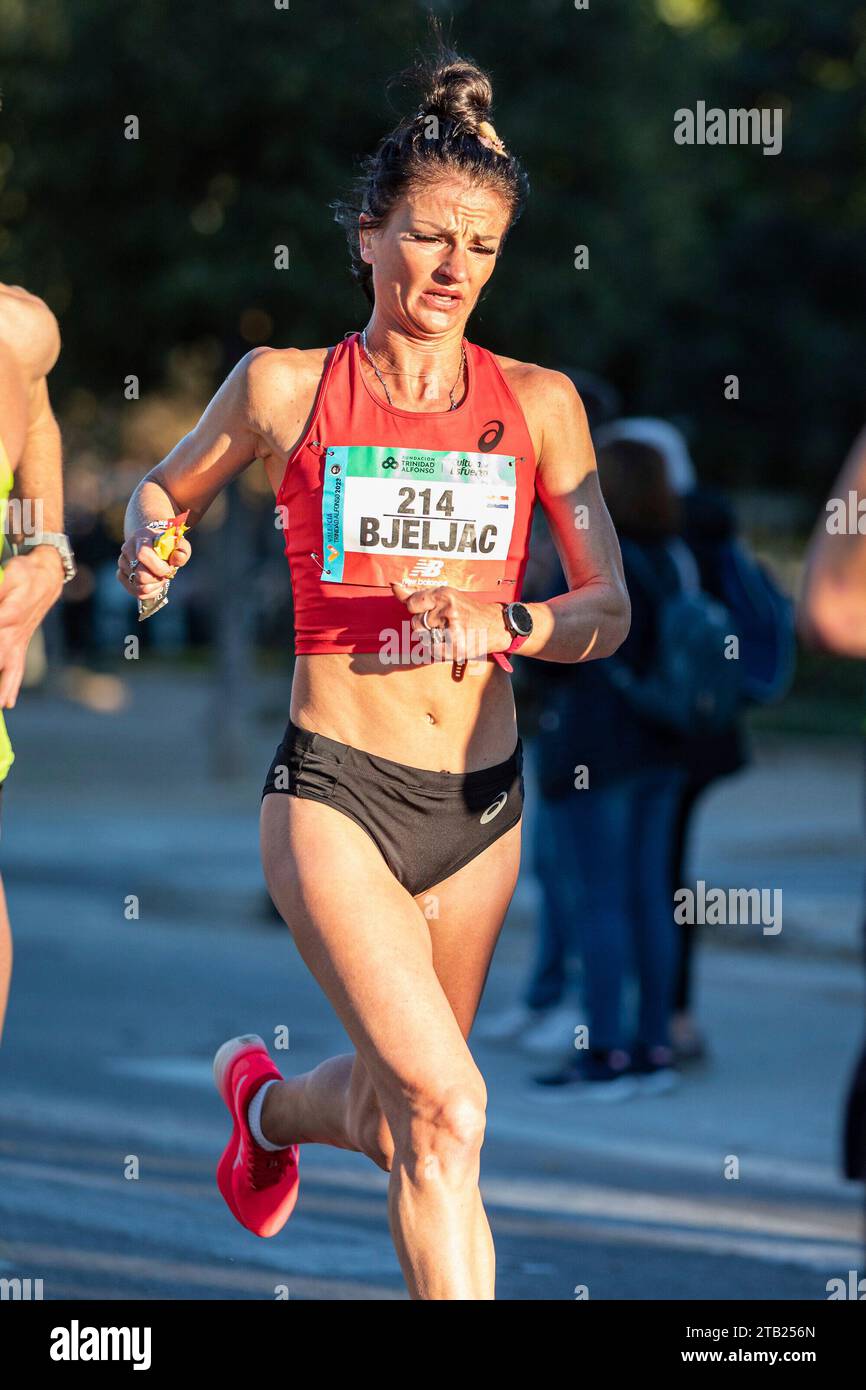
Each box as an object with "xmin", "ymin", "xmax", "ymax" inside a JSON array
[{"xmin": 213, "ymin": 1034, "xmax": 300, "ymax": 1238}]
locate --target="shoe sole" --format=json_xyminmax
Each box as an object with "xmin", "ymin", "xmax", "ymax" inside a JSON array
[{"xmin": 213, "ymin": 1034, "xmax": 270, "ymax": 1227}]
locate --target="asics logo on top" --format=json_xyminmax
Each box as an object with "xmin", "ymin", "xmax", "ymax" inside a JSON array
[
  {"xmin": 480, "ymin": 791, "xmax": 508, "ymax": 823},
  {"xmin": 477, "ymin": 420, "xmax": 504, "ymax": 452}
]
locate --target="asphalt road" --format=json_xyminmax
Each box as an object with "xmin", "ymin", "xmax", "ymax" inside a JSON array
[{"xmin": 0, "ymin": 671, "xmax": 864, "ymax": 1300}]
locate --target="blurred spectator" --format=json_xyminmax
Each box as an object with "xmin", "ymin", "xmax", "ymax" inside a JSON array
[
  {"xmin": 594, "ymin": 420, "xmax": 751, "ymax": 1065},
  {"xmin": 479, "ymin": 370, "xmax": 621, "ymax": 1054},
  {"xmin": 527, "ymin": 436, "xmax": 691, "ymax": 1096},
  {"xmin": 492, "ymin": 413, "xmax": 790, "ymax": 1094}
]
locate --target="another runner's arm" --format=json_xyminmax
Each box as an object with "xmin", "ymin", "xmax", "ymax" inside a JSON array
[
  {"xmin": 123, "ymin": 348, "xmax": 274, "ymax": 536},
  {"xmin": 518, "ymin": 370, "xmax": 630, "ymax": 664},
  {"xmin": 799, "ymin": 424, "xmax": 866, "ymax": 657},
  {"xmin": 0, "ymin": 294, "xmax": 65, "ymax": 705},
  {"xmin": 0, "ymin": 288, "xmax": 64, "ymax": 546}
]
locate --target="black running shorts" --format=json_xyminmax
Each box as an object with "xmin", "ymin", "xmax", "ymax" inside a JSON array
[{"xmin": 262, "ymin": 718, "xmax": 524, "ymax": 897}]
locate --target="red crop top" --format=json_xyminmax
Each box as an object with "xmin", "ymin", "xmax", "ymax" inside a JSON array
[{"xmin": 275, "ymin": 330, "xmax": 538, "ymax": 663}]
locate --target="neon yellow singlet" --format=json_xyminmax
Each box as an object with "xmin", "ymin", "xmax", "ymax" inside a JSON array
[{"xmin": 0, "ymin": 440, "xmax": 15, "ymax": 781}]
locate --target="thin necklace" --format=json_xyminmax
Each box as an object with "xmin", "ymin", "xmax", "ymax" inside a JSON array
[{"xmin": 360, "ymin": 329, "xmax": 466, "ymax": 410}]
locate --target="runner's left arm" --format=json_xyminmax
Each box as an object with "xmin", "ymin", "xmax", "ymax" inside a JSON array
[{"xmin": 519, "ymin": 370, "xmax": 630, "ymax": 663}]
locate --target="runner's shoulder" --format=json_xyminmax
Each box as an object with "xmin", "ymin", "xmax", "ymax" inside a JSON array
[
  {"xmin": 491, "ymin": 354, "xmax": 586, "ymax": 414},
  {"xmin": 241, "ymin": 344, "xmax": 331, "ymax": 430},
  {"xmin": 490, "ymin": 356, "xmax": 588, "ymax": 453},
  {"xmin": 244, "ymin": 344, "xmax": 329, "ymax": 402}
]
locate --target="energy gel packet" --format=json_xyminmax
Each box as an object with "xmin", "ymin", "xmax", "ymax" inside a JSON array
[{"xmin": 137, "ymin": 510, "xmax": 190, "ymax": 621}]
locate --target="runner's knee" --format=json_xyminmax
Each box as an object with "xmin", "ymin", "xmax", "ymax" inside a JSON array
[{"xmin": 394, "ymin": 1078, "xmax": 487, "ymax": 1186}]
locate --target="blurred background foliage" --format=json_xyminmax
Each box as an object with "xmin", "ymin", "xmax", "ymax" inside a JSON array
[
  {"xmin": 0, "ymin": 0, "xmax": 863, "ymax": 729},
  {"xmin": 0, "ymin": 0, "xmax": 863, "ymax": 493}
]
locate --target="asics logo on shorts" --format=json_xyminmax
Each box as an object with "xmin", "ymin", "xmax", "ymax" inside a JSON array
[{"xmin": 480, "ymin": 791, "xmax": 508, "ymax": 823}]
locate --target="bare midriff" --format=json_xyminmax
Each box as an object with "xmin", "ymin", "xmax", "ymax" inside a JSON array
[{"xmin": 289, "ymin": 652, "xmax": 518, "ymax": 773}]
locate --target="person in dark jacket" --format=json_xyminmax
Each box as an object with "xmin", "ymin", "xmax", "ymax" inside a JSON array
[
  {"xmin": 531, "ymin": 436, "xmax": 690, "ymax": 1097},
  {"xmin": 477, "ymin": 371, "xmax": 622, "ymax": 1055},
  {"xmin": 594, "ymin": 420, "xmax": 750, "ymax": 1064}
]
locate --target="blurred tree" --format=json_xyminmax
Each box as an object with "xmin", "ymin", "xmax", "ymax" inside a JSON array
[{"xmin": 0, "ymin": 0, "xmax": 862, "ymax": 500}]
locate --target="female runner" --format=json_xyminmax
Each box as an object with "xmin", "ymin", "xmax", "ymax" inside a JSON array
[{"xmin": 117, "ymin": 46, "xmax": 630, "ymax": 1300}]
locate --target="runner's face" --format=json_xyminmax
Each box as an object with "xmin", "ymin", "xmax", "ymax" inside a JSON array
[{"xmin": 361, "ymin": 179, "xmax": 511, "ymax": 335}]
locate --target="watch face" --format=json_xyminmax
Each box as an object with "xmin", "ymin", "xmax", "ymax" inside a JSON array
[{"xmin": 509, "ymin": 602, "xmax": 533, "ymax": 636}]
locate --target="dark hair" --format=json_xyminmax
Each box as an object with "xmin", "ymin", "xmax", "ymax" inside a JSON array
[
  {"xmin": 595, "ymin": 439, "xmax": 682, "ymax": 539},
  {"xmin": 331, "ymin": 32, "xmax": 529, "ymax": 307}
]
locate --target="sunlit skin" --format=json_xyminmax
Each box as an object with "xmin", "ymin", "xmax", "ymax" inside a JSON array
[
  {"xmin": 358, "ymin": 180, "xmax": 509, "ymax": 385},
  {"xmin": 0, "ymin": 284, "xmax": 66, "ymax": 1043},
  {"xmin": 119, "ymin": 174, "xmax": 630, "ymax": 1299},
  {"xmin": 799, "ymin": 425, "xmax": 866, "ymax": 657}
]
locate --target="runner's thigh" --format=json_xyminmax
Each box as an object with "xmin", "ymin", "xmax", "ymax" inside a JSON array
[
  {"xmin": 260, "ymin": 794, "xmax": 486, "ymax": 1127},
  {"xmin": 414, "ymin": 817, "xmax": 523, "ymax": 1037}
]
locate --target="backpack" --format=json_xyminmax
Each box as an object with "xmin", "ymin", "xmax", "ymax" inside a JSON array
[
  {"xmin": 605, "ymin": 540, "xmax": 745, "ymax": 736},
  {"xmin": 715, "ymin": 541, "xmax": 795, "ymax": 705}
]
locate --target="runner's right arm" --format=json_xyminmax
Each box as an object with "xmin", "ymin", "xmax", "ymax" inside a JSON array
[{"xmin": 118, "ymin": 348, "xmax": 272, "ymax": 598}]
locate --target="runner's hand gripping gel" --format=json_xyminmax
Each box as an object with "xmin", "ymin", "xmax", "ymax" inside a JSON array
[{"xmin": 138, "ymin": 511, "xmax": 190, "ymax": 622}]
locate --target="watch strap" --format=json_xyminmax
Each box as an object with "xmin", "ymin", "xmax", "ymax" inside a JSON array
[
  {"xmin": 491, "ymin": 632, "xmax": 529, "ymax": 674},
  {"xmin": 18, "ymin": 532, "xmax": 76, "ymax": 582}
]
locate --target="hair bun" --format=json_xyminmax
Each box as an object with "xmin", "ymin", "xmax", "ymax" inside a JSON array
[
  {"xmin": 332, "ymin": 29, "xmax": 529, "ymax": 311},
  {"xmin": 419, "ymin": 59, "xmax": 493, "ymax": 134}
]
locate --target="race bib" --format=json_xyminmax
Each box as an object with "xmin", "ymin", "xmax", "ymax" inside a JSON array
[{"xmin": 320, "ymin": 444, "xmax": 517, "ymax": 590}]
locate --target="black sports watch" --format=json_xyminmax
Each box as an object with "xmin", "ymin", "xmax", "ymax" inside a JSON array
[{"xmin": 502, "ymin": 602, "xmax": 533, "ymax": 639}]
